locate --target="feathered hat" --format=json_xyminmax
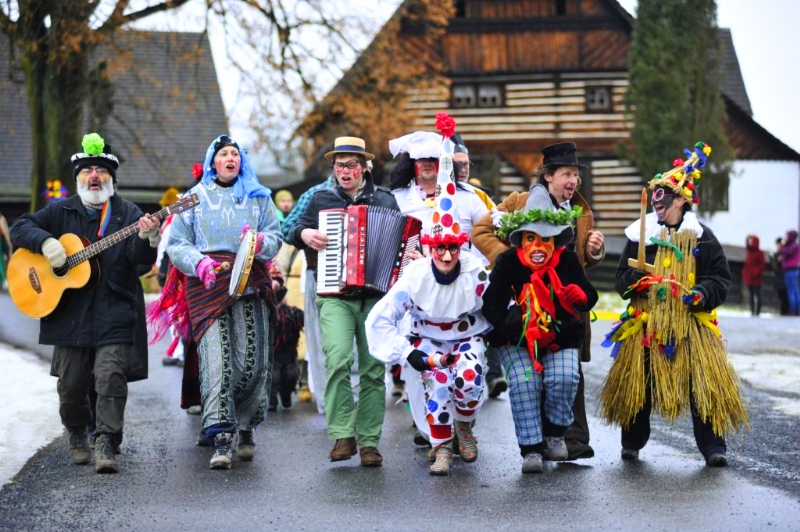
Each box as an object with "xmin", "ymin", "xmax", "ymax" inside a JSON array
[
  {"xmin": 420, "ymin": 113, "xmax": 469, "ymax": 248},
  {"xmin": 648, "ymin": 141, "xmax": 712, "ymax": 205}
]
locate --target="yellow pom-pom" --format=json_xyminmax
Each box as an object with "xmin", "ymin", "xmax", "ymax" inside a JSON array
[
  {"xmin": 692, "ymin": 170, "xmax": 701, "ymax": 179},
  {"xmin": 663, "ymin": 256, "xmax": 671, "ymax": 268},
  {"xmin": 703, "ymin": 146, "xmax": 712, "ymax": 156},
  {"xmin": 640, "ymin": 312, "xmax": 648, "ymax": 322},
  {"xmin": 683, "ymin": 188, "xmax": 693, "ymax": 199},
  {"xmin": 688, "ymin": 272, "xmax": 695, "ymax": 288},
  {"xmin": 627, "ymin": 305, "xmax": 634, "ymax": 315}
]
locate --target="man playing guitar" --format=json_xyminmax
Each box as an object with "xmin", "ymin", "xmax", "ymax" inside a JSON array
[{"xmin": 10, "ymin": 132, "xmax": 160, "ymax": 474}]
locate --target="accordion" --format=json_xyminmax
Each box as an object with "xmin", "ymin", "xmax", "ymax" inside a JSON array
[{"xmin": 317, "ymin": 205, "xmax": 422, "ymax": 295}]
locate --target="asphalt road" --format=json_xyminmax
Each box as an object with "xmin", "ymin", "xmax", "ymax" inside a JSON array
[{"xmin": 1, "ymin": 291, "xmax": 799, "ymax": 532}]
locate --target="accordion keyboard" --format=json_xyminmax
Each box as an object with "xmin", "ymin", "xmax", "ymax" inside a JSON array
[{"xmin": 317, "ymin": 209, "xmax": 345, "ymax": 294}]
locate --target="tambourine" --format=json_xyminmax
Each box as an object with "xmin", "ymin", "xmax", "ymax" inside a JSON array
[{"xmin": 229, "ymin": 229, "xmax": 257, "ymax": 298}]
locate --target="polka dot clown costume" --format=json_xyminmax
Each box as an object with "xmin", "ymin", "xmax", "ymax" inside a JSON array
[
  {"xmin": 366, "ymin": 121, "xmax": 491, "ymax": 475},
  {"xmin": 482, "ymin": 184, "xmax": 598, "ymax": 474}
]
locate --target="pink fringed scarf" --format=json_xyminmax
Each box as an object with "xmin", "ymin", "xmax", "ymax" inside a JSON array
[{"xmin": 146, "ymin": 265, "xmax": 190, "ymax": 346}]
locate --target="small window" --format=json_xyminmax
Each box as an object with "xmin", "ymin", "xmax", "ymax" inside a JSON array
[
  {"xmin": 478, "ymin": 84, "xmax": 503, "ymax": 107},
  {"xmin": 455, "ymin": 0, "xmax": 466, "ymax": 18},
  {"xmin": 452, "ymin": 85, "xmax": 476, "ymax": 108},
  {"xmin": 555, "ymin": 0, "xmax": 567, "ymax": 16},
  {"xmin": 585, "ymin": 86, "xmax": 613, "ymax": 112}
]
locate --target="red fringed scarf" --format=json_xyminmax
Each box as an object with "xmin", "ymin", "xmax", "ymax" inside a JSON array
[
  {"xmin": 514, "ymin": 246, "xmax": 581, "ymax": 373},
  {"xmin": 146, "ymin": 265, "xmax": 190, "ymax": 345}
]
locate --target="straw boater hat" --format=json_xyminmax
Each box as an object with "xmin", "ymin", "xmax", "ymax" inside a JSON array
[
  {"xmin": 647, "ymin": 141, "xmax": 712, "ymax": 206},
  {"xmin": 324, "ymin": 136, "xmax": 375, "ymax": 161},
  {"xmin": 504, "ymin": 184, "xmax": 579, "ymax": 248}
]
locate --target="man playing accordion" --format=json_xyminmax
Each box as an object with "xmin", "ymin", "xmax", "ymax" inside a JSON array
[{"xmin": 288, "ymin": 136, "xmax": 401, "ymax": 467}]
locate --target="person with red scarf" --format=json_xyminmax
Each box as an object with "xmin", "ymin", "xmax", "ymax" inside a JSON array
[{"xmin": 482, "ymin": 184, "xmax": 597, "ymax": 474}]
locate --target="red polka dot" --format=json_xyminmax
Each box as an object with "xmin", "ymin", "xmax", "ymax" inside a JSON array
[
  {"xmin": 441, "ymin": 214, "xmax": 453, "ymax": 227},
  {"xmin": 475, "ymin": 284, "xmax": 485, "ymax": 296},
  {"xmin": 412, "ymin": 339, "xmax": 422, "ymax": 347},
  {"xmin": 446, "ymin": 183, "xmax": 456, "ymax": 195},
  {"xmin": 426, "ymin": 414, "xmax": 434, "ymax": 424},
  {"xmin": 435, "ymin": 371, "xmax": 448, "ymax": 383},
  {"xmin": 463, "ymin": 369, "xmax": 476, "ymax": 381}
]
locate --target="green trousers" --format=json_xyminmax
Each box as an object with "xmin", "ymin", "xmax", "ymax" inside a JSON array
[{"xmin": 317, "ymin": 296, "xmax": 385, "ymax": 448}]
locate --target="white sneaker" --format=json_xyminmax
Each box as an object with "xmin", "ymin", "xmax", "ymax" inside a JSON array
[
  {"xmin": 522, "ymin": 452, "xmax": 543, "ymax": 474},
  {"xmin": 545, "ymin": 437, "xmax": 568, "ymax": 461}
]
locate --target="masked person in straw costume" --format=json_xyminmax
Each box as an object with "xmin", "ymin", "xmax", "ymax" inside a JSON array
[
  {"xmin": 167, "ymin": 134, "xmax": 283, "ymax": 470},
  {"xmin": 366, "ymin": 133, "xmax": 491, "ymax": 476},
  {"xmin": 482, "ymin": 184, "xmax": 597, "ymax": 474},
  {"xmin": 601, "ymin": 142, "xmax": 748, "ymax": 467}
]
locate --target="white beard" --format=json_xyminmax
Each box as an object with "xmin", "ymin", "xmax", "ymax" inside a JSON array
[{"xmin": 77, "ymin": 180, "xmax": 114, "ymax": 209}]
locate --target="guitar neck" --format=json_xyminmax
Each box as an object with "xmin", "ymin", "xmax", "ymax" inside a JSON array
[{"xmin": 65, "ymin": 206, "xmax": 172, "ymax": 269}]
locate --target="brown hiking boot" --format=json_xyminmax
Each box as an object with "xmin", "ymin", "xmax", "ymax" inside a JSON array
[
  {"xmin": 67, "ymin": 426, "xmax": 90, "ymax": 465},
  {"xmin": 329, "ymin": 437, "xmax": 357, "ymax": 462},
  {"xmin": 359, "ymin": 446, "xmax": 383, "ymax": 467},
  {"xmin": 94, "ymin": 435, "xmax": 118, "ymax": 474}
]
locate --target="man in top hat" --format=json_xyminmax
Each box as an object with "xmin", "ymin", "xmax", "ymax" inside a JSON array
[
  {"xmin": 289, "ymin": 136, "xmax": 400, "ymax": 467},
  {"xmin": 10, "ymin": 132, "xmax": 160, "ymax": 474},
  {"xmin": 365, "ymin": 139, "xmax": 491, "ymax": 475},
  {"xmin": 472, "ymin": 141, "xmax": 604, "ymax": 461},
  {"xmin": 482, "ymin": 184, "xmax": 598, "ymax": 473}
]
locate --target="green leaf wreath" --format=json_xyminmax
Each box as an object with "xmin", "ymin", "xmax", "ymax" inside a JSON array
[{"xmin": 494, "ymin": 205, "xmax": 583, "ymax": 240}]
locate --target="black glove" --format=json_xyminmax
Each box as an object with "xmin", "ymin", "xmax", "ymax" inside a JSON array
[{"xmin": 406, "ymin": 349, "xmax": 431, "ymax": 372}]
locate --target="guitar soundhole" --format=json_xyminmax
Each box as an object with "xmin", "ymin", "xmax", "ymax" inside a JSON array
[
  {"xmin": 28, "ymin": 267, "xmax": 42, "ymax": 294},
  {"xmin": 52, "ymin": 265, "xmax": 69, "ymax": 278}
]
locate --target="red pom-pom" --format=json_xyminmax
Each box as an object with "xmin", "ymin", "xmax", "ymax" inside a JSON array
[
  {"xmin": 672, "ymin": 158, "xmax": 683, "ymax": 167},
  {"xmin": 192, "ymin": 162, "xmax": 204, "ymax": 179},
  {"xmin": 693, "ymin": 196, "xmax": 700, "ymax": 204},
  {"xmin": 687, "ymin": 182, "xmax": 695, "ymax": 190},
  {"xmin": 435, "ymin": 112, "xmax": 456, "ymax": 138}
]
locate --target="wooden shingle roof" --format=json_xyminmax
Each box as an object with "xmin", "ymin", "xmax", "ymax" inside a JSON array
[{"xmin": 0, "ymin": 31, "xmax": 228, "ymax": 199}]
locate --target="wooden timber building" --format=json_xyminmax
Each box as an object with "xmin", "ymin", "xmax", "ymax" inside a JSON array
[{"xmin": 299, "ymin": 0, "xmax": 800, "ymax": 240}]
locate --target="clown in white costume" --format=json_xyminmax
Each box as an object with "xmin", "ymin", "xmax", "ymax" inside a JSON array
[{"xmin": 366, "ymin": 129, "xmax": 491, "ymax": 476}]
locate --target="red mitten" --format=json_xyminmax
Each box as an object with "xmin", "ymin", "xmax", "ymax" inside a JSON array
[{"xmin": 561, "ymin": 284, "xmax": 588, "ymax": 307}]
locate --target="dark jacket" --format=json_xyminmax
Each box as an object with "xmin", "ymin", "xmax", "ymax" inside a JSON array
[
  {"xmin": 483, "ymin": 247, "xmax": 598, "ymax": 349},
  {"xmin": 289, "ymin": 172, "xmax": 400, "ymax": 298},
  {"xmin": 10, "ymin": 194, "xmax": 157, "ymax": 378},
  {"xmin": 615, "ymin": 222, "xmax": 731, "ymax": 311}
]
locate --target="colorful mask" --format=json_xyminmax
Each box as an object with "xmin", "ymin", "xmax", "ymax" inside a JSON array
[{"xmin": 520, "ymin": 232, "xmax": 555, "ymax": 270}]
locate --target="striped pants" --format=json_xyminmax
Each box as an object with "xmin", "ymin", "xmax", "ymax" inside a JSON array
[{"xmin": 497, "ymin": 345, "xmax": 579, "ymax": 446}]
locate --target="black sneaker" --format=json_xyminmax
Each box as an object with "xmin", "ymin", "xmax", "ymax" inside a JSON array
[
  {"xmin": 565, "ymin": 438, "xmax": 595, "ymax": 460},
  {"xmin": 705, "ymin": 453, "xmax": 727, "ymax": 467},
  {"xmin": 488, "ymin": 377, "xmax": 508, "ymax": 398},
  {"xmin": 280, "ymin": 391, "xmax": 292, "ymax": 409},
  {"xmin": 238, "ymin": 430, "xmax": 255, "ymax": 461},
  {"xmin": 94, "ymin": 435, "xmax": 118, "ymax": 474},
  {"xmin": 210, "ymin": 433, "xmax": 234, "ymax": 469}
]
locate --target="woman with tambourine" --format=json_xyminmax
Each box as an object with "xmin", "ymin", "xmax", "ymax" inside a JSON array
[{"xmin": 166, "ymin": 134, "xmax": 283, "ymax": 470}]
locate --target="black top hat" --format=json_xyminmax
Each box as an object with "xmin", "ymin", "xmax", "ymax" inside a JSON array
[{"xmin": 541, "ymin": 142, "xmax": 585, "ymax": 169}]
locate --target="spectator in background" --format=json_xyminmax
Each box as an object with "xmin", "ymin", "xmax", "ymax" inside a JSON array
[
  {"xmin": 274, "ymin": 190, "xmax": 294, "ymax": 224},
  {"xmin": 743, "ymin": 235, "xmax": 766, "ymax": 317},
  {"xmin": 269, "ymin": 283, "xmax": 304, "ymax": 411},
  {"xmin": 778, "ymin": 230, "xmax": 800, "ymax": 316},
  {"xmin": 771, "ymin": 237, "xmax": 789, "ymax": 315}
]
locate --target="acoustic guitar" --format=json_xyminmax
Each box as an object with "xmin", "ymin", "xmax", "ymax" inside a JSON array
[{"xmin": 8, "ymin": 193, "xmax": 199, "ymax": 319}]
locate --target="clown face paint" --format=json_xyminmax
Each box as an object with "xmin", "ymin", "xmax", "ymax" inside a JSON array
[
  {"xmin": 333, "ymin": 155, "xmax": 364, "ymax": 195},
  {"xmin": 414, "ymin": 158, "xmax": 439, "ymax": 189},
  {"xmin": 214, "ymin": 145, "xmax": 241, "ymax": 183},
  {"xmin": 520, "ymin": 232, "xmax": 555, "ymax": 270}
]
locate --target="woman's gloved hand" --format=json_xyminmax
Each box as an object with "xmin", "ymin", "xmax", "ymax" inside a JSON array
[{"xmin": 196, "ymin": 257, "xmax": 221, "ymax": 289}]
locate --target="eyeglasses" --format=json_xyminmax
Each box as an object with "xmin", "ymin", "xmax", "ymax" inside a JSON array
[
  {"xmin": 651, "ymin": 188, "xmax": 677, "ymax": 204},
  {"xmin": 433, "ymin": 244, "xmax": 461, "ymax": 256},
  {"xmin": 78, "ymin": 167, "xmax": 110, "ymax": 178},
  {"xmin": 332, "ymin": 160, "xmax": 361, "ymax": 171}
]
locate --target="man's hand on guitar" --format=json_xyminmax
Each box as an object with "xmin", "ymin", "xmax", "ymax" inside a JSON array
[
  {"xmin": 196, "ymin": 257, "xmax": 220, "ymax": 289},
  {"xmin": 41, "ymin": 238, "xmax": 67, "ymax": 268},
  {"xmin": 301, "ymin": 228, "xmax": 328, "ymax": 252},
  {"xmin": 137, "ymin": 214, "xmax": 161, "ymax": 247}
]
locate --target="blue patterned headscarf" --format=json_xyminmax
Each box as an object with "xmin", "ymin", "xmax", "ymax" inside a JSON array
[{"xmin": 202, "ymin": 134, "xmax": 271, "ymax": 202}]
